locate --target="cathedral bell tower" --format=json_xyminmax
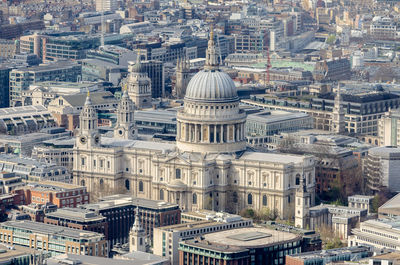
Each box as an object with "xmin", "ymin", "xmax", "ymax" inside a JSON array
[
  {"xmin": 129, "ymin": 206, "xmax": 146, "ymax": 252},
  {"xmin": 114, "ymin": 87, "xmax": 137, "ymax": 140},
  {"xmin": 175, "ymin": 56, "xmax": 190, "ymax": 98},
  {"xmin": 332, "ymin": 84, "xmax": 345, "ymax": 134},
  {"xmin": 77, "ymin": 92, "xmax": 100, "ymax": 148},
  {"xmin": 127, "ymin": 56, "xmax": 152, "ymax": 109},
  {"xmin": 295, "ymin": 176, "xmax": 310, "ymax": 229}
]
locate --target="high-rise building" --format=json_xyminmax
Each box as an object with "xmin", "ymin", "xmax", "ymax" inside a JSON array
[
  {"xmin": 141, "ymin": 60, "xmax": 164, "ymax": 98},
  {"xmin": 0, "ymin": 65, "xmax": 11, "ymax": 108},
  {"xmin": 96, "ymin": 0, "xmax": 118, "ymax": 12}
]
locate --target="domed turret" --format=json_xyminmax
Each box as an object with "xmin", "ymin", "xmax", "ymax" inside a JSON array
[{"xmin": 176, "ymin": 26, "xmax": 246, "ymax": 154}]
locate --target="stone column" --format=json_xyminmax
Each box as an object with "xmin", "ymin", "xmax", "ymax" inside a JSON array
[
  {"xmin": 194, "ymin": 124, "xmax": 198, "ymax": 143},
  {"xmin": 214, "ymin": 125, "xmax": 217, "ymax": 143},
  {"xmin": 227, "ymin": 125, "xmax": 230, "ymax": 143},
  {"xmin": 220, "ymin": 124, "xmax": 224, "ymax": 143},
  {"xmin": 201, "ymin": 124, "xmax": 204, "ymax": 142}
]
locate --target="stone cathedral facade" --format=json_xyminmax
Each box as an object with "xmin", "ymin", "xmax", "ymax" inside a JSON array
[{"xmin": 73, "ymin": 33, "xmax": 316, "ymax": 218}]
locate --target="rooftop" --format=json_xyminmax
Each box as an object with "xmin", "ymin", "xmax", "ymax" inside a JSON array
[
  {"xmin": 288, "ymin": 246, "xmax": 370, "ymax": 260},
  {"xmin": 45, "ymin": 208, "xmax": 105, "ymax": 222},
  {"xmin": 203, "ymin": 227, "xmax": 298, "ymax": 248},
  {"xmin": 11, "ymin": 60, "xmax": 79, "ymax": 73},
  {"xmin": 0, "ymin": 220, "xmax": 104, "ymax": 240},
  {"xmin": 82, "ymin": 194, "xmax": 179, "ymax": 211}
]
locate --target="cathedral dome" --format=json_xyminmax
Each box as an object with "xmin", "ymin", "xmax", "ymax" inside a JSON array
[{"xmin": 184, "ymin": 69, "xmax": 238, "ymax": 103}]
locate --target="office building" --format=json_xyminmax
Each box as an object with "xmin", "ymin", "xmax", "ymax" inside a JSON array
[
  {"xmin": 81, "ymin": 58, "xmax": 126, "ymax": 86},
  {"xmin": 0, "ymin": 155, "xmax": 70, "ymax": 183},
  {"xmin": 21, "ymin": 81, "xmax": 104, "ymax": 107},
  {"xmin": 0, "ymin": 127, "xmax": 71, "ymax": 157},
  {"xmin": 86, "ymin": 45, "xmax": 136, "ymax": 67},
  {"xmin": 246, "ymin": 110, "xmax": 313, "ymax": 146},
  {"xmin": 44, "ymin": 208, "xmax": 108, "ymax": 239},
  {"xmin": 0, "ymin": 39, "xmax": 18, "ymax": 59},
  {"xmin": 285, "ymin": 246, "xmax": 371, "ymax": 265},
  {"xmin": 379, "ymin": 109, "xmax": 400, "ymax": 146},
  {"xmin": 349, "ymin": 218, "xmax": 400, "ymax": 251},
  {"xmin": 80, "ymin": 195, "xmax": 180, "ymax": 247},
  {"xmin": 15, "ymin": 181, "xmax": 89, "ymax": 208},
  {"xmin": 364, "ymin": 146, "xmax": 400, "ymax": 193},
  {"xmin": 31, "ymin": 138, "xmax": 75, "ymax": 171},
  {"xmin": 154, "ymin": 214, "xmax": 252, "ymax": 264},
  {"xmin": 313, "ymin": 58, "xmax": 351, "ymax": 82},
  {"xmin": 9, "ymin": 61, "xmax": 81, "ymax": 106},
  {"xmin": 0, "ymin": 172, "xmax": 24, "ymax": 195},
  {"xmin": 244, "ymin": 87, "xmax": 400, "ymax": 136},
  {"xmin": 135, "ymin": 109, "xmax": 177, "ymax": 136},
  {"xmin": 0, "ymin": 65, "xmax": 11, "ymax": 108},
  {"xmin": 0, "ymin": 244, "xmax": 51, "ymax": 265},
  {"xmin": 0, "ymin": 220, "xmax": 107, "ymax": 256},
  {"xmin": 142, "ymin": 60, "xmax": 164, "ymax": 98},
  {"xmin": 179, "ymin": 227, "xmax": 302, "ymax": 265},
  {"xmin": 96, "ymin": 0, "xmax": 117, "ymax": 12},
  {"xmin": 45, "ymin": 253, "xmax": 169, "ymax": 265},
  {"xmin": 348, "ymin": 195, "xmax": 374, "ymax": 214}
]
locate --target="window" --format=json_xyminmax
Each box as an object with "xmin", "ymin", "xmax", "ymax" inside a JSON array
[
  {"xmin": 100, "ymin": 179, "xmax": 104, "ymax": 189},
  {"xmin": 233, "ymin": 192, "xmax": 238, "ymax": 203},
  {"xmin": 296, "ymin": 174, "xmax": 300, "ymax": 185},
  {"xmin": 81, "ymin": 180, "xmax": 85, "ymax": 186},
  {"xmin": 139, "ymin": 181, "xmax": 144, "ymax": 192},
  {"xmin": 248, "ymin": 193, "xmax": 253, "ymax": 205},
  {"xmin": 193, "ymin": 193, "xmax": 197, "ymax": 204},
  {"xmin": 160, "ymin": 189, "xmax": 164, "ymax": 200},
  {"xmin": 175, "ymin": 168, "xmax": 181, "ymax": 179},
  {"xmin": 81, "ymin": 157, "xmax": 85, "ymax": 166},
  {"xmin": 125, "ymin": 179, "xmax": 130, "ymax": 190},
  {"xmin": 263, "ymin": 195, "xmax": 267, "ymax": 206}
]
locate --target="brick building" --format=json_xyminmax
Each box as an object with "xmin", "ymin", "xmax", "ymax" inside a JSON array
[{"xmin": 14, "ymin": 181, "xmax": 89, "ymax": 208}]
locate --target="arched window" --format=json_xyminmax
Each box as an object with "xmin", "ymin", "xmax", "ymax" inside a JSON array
[
  {"xmin": 263, "ymin": 195, "xmax": 267, "ymax": 206},
  {"xmin": 99, "ymin": 178, "xmax": 104, "ymax": 189},
  {"xmin": 81, "ymin": 180, "xmax": 85, "ymax": 186},
  {"xmin": 233, "ymin": 192, "xmax": 238, "ymax": 203},
  {"xmin": 193, "ymin": 193, "xmax": 197, "ymax": 204},
  {"xmin": 295, "ymin": 174, "xmax": 300, "ymax": 185},
  {"xmin": 125, "ymin": 179, "xmax": 130, "ymax": 190},
  {"xmin": 139, "ymin": 181, "xmax": 143, "ymax": 192},
  {"xmin": 175, "ymin": 168, "xmax": 181, "ymax": 179},
  {"xmin": 131, "ymin": 237, "xmax": 135, "ymax": 245},
  {"xmin": 248, "ymin": 193, "xmax": 253, "ymax": 205},
  {"xmin": 160, "ymin": 189, "xmax": 164, "ymax": 200}
]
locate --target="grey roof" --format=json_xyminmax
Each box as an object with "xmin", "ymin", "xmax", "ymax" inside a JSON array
[
  {"xmin": 45, "ymin": 208, "xmax": 105, "ymax": 222},
  {"xmin": 368, "ymin": 146, "xmax": 400, "ymax": 159},
  {"xmin": 61, "ymin": 91, "xmax": 117, "ymax": 107},
  {"xmin": 0, "ymin": 220, "xmax": 104, "ymax": 240},
  {"xmin": 185, "ymin": 69, "xmax": 239, "ymax": 103},
  {"xmin": 45, "ymin": 253, "xmax": 168, "ymax": 265}
]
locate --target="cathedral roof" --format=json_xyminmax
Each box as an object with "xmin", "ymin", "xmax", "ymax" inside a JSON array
[{"xmin": 184, "ymin": 69, "xmax": 239, "ymax": 103}]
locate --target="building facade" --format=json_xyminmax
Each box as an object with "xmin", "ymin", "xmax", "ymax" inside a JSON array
[
  {"xmin": 0, "ymin": 220, "xmax": 107, "ymax": 257},
  {"xmin": 73, "ymin": 32, "xmax": 316, "ymax": 220}
]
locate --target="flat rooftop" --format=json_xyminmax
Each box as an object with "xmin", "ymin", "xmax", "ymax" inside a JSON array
[
  {"xmin": 288, "ymin": 246, "xmax": 370, "ymax": 260},
  {"xmin": 203, "ymin": 227, "xmax": 299, "ymax": 248},
  {"xmin": 1, "ymin": 221, "xmax": 104, "ymax": 240},
  {"xmin": 46, "ymin": 208, "xmax": 105, "ymax": 222},
  {"xmin": 83, "ymin": 194, "xmax": 179, "ymax": 211}
]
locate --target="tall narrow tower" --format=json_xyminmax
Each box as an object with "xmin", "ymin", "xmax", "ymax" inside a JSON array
[
  {"xmin": 127, "ymin": 57, "xmax": 152, "ymax": 109},
  {"xmin": 76, "ymin": 92, "xmax": 101, "ymax": 148},
  {"xmin": 129, "ymin": 206, "xmax": 146, "ymax": 252},
  {"xmin": 114, "ymin": 87, "xmax": 137, "ymax": 140},
  {"xmin": 295, "ymin": 176, "xmax": 310, "ymax": 229},
  {"xmin": 175, "ymin": 57, "xmax": 190, "ymax": 98},
  {"xmin": 332, "ymin": 84, "xmax": 346, "ymax": 134}
]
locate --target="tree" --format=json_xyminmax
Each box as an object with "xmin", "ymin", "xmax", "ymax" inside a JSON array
[
  {"xmin": 318, "ymin": 224, "xmax": 344, "ymax": 250},
  {"xmin": 371, "ymin": 188, "xmax": 394, "ymax": 213}
]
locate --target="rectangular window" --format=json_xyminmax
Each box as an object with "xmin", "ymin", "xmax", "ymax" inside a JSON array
[{"xmin": 81, "ymin": 158, "xmax": 85, "ymax": 166}]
